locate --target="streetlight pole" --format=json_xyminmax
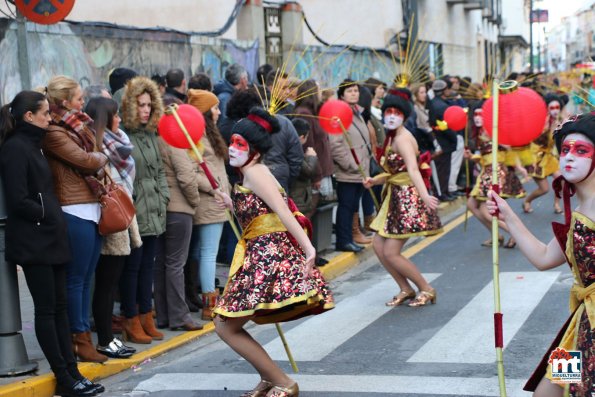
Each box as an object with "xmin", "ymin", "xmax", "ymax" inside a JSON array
[{"xmin": 529, "ymin": 0, "xmax": 534, "ymax": 72}]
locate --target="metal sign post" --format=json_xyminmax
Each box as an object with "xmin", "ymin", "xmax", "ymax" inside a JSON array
[{"xmin": 0, "ymin": 176, "xmax": 38, "ymax": 376}]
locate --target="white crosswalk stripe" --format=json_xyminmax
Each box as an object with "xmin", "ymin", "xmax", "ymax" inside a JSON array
[
  {"xmin": 408, "ymin": 271, "xmax": 560, "ymax": 363},
  {"xmin": 131, "ymin": 271, "xmax": 558, "ymax": 396},
  {"xmin": 263, "ymin": 273, "xmax": 442, "ymax": 361},
  {"xmin": 134, "ymin": 373, "xmax": 530, "ymax": 396}
]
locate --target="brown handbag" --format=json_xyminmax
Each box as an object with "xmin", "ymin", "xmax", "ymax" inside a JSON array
[{"xmin": 98, "ymin": 174, "xmax": 135, "ymax": 236}]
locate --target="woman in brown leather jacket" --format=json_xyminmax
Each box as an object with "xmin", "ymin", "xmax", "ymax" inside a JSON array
[{"xmin": 43, "ymin": 75, "xmax": 109, "ymax": 363}]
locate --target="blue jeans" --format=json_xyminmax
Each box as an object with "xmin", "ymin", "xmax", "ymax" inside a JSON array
[
  {"xmin": 120, "ymin": 235, "xmax": 158, "ymax": 318},
  {"xmin": 218, "ymin": 220, "xmax": 238, "ymax": 265},
  {"xmin": 63, "ymin": 212, "xmax": 102, "ymax": 333},
  {"xmin": 335, "ymin": 181, "xmax": 365, "ymax": 246},
  {"xmin": 189, "ymin": 222, "xmax": 224, "ymax": 293}
]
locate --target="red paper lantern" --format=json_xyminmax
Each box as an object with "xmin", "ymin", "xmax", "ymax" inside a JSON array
[
  {"xmin": 443, "ymin": 106, "xmax": 467, "ymax": 131},
  {"xmin": 482, "ymin": 84, "xmax": 546, "ymax": 147},
  {"xmin": 318, "ymin": 99, "xmax": 353, "ymax": 134},
  {"xmin": 158, "ymin": 104, "xmax": 205, "ymax": 149}
]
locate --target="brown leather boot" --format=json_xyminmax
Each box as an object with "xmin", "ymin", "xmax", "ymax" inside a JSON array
[
  {"xmin": 72, "ymin": 333, "xmax": 108, "ymax": 362},
  {"xmin": 139, "ymin": 312, "xmax": 164, "ymax": 340},
  {"xmin": 201, "ymin": 290, "xmax": 219, "ymax": 321},
  {"xmin": 352, "ymin": 214, "xmax": 372, "ymax": 244},
  {"xmin": 122, "ymin": 316, "xmax": 152, "ymax": 344},
  {"xmin": 363, "ymin": 215, "xmax": 376, "ymax": 235}
]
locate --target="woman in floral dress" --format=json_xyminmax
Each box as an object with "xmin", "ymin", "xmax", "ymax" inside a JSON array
[
  {"xmin": 363, "ymin": 94, "xmax": 442, "ymax": 308},
  {"xmin": 212, "ymin": 108, "xmax": 334, "ymax": 397},
  {"xmin": 466, "ymin": 107, "xmax": 524, "ymax": 248},
  {"xmin": 487, "ymin": 114, "xmax": 595, "ymax": 397},
  {"xmin": 523, "ymin": 94, "xmax": 563, "ymax": 214}
]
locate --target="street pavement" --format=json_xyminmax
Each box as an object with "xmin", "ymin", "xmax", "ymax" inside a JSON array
[{"xmin": 96, "ymin": 190, "xmax": 572, "ymax": 397}]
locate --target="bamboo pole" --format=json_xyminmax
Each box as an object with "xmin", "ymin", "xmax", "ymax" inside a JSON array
[
  {"xmin": 490, "ymin": 83, "xmax": 507, "ymax": 397},
  {"xmin": 464, "ymin": 109, "xmax": 470, "ymax": 232},
  {"xmin": 165, "ymin": 105, "xmax": 299, "ymax": 373}
]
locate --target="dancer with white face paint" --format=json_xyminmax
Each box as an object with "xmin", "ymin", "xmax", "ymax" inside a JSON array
[
  {"xmin": 213, "ymin": 107, "xmax": 334, "ymax": 397},
  {"xmin": 466, "ymin": 107, "xmax": 525, "ymax": 248},
  {"xmin": 523, "ymin": 94, "xmax": 564, "ymax": 214},
  {"xmin": 363, "ymin": 94, "xmax": 442, "ymax": 308},
  {"xmin": 487, "ymin": 114, "xmax": 595, "ymax": 397}
]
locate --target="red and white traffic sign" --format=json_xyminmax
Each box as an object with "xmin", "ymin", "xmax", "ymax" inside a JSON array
[{"xmin": 14, "ymin": 0, "xmax": 75, "ymax": 25}]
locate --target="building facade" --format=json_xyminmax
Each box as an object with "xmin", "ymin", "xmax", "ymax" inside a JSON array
[{"xmin": 0, "ymin": 0, "xmax": 530, "ymax": 102}]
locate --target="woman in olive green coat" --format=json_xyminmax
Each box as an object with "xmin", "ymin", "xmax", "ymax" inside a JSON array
[{"xmin": 119, "ymin": 76, "xmax": 170, "ymax": 344}]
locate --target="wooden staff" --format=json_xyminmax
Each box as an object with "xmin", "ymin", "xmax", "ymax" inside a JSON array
[
  {"xmin": 464, "ymin": 108, "xmax": 471, "ymax": 232},
  {"xmin": 490, "ymin": 83, "xmax": 507, "ymax": 397},
  {"xmin": 336, "ymin": 119, "xmax": 381, "ymax": 210},
  {"xmin": 165, "ymin": 104, "xmax": 299, "ymax": 373}
]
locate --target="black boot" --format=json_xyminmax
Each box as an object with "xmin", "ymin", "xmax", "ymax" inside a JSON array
[
  {"xmin": 55, "ymin": 380, "xmax": 98, "ymax": 396},
  {"xmin": 184, "ymin": 259, "xmax": 202, "ymax": 309}
]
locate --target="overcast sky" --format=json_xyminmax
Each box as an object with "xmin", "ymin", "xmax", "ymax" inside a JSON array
[{"xmin": 537, "ymin": 0, "xmax": 592, "ymax": 27}]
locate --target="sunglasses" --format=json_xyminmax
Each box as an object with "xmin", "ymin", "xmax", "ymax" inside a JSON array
[{"xmin": 549, "ymin": 105, "xmax": 560, "ymax": 110}]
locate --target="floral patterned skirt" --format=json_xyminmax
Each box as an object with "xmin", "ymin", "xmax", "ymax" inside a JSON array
[
  {"xmin": 213, "ymin": 231, "xmax": 334, "ymax": 324},
  {"xmin": 370, "ymin": 183, "xmax": 442, "ymax": 239},
  {"xmin": 470, "ymin": 163, "xmax": 506, "ymax": 201},
  {"xmin": 501, "ymin": 166, "xmax": 526, "ymax": 199}
]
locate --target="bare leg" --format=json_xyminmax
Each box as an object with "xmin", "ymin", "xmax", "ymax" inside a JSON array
[
  {"xmin": 373, "ymin": 235, "xmax": 414, "ymax": 293},
  {"xmin": 524, "ymin": 177, "xmax": 549, "ymax": 211},
  {"xmin": 214, "ymin": 316, "xmax": 293, "ymax": 388},
  {"xmin": 533, "ymin": 376, "xmax": 563, "ymax": 397},
  {"xmin": 382, "ymin": 238, "xmax": 432, "ymax": 292}
]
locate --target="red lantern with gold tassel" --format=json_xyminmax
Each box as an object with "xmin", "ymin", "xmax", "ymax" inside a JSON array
[
  {"xmin": 482, "ymin": 82, "xmax": 546, "ymax": 147},
  {"xmin": 318, "ymin": 99, "xmax": 353, "ymax": 134},
  {"xmin": 443, "ymin": 106, "xmax": 467, "ymax": 131}
]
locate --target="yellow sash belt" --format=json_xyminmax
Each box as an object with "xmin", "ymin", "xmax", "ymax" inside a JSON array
[
  {"xmin": 570, "ymin": 282, "xmax": 595, "ymax": 330},
  {"xmin": 226, "ymin": 210, "xmax": 307, "ymax": 290},
  {"xmin": 376, "ymin": 171, "xmax": 412, "ymax": 186},
  {"xmin": 227, "ymin": 213, "xmax": 288, "ymax": 289}
]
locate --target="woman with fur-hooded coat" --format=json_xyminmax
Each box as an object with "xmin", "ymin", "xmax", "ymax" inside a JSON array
[{"xmin": 118, "ymin": 76, "xmax": 170, "ymax": 344}]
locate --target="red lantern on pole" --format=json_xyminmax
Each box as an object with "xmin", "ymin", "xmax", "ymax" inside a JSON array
[
  {"xmin": 318, "ymin": 99, "xmax": 353, "ymax": 134},
  {"xmin": 158, "ymin": 104, "xmax": 205, "ymax": 148},
  {"xmin": 482, "ymin": 82, "xmax": 546, "ymax": 147},
  {"xmin": 443, "ymin": 106, "xmax": 467, "ymax": 131}
]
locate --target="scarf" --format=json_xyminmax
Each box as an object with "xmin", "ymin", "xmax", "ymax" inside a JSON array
[
  {"xmin": 103, "ymin": 128, "xmax": 135, "ymax": 196},
  {"xmin": 49, "ymin": 104, "xmax": 104, "ymax": 196},
  {"xmin": 49, "ymin": 104, "xmax": 96, "ymax": 151}
]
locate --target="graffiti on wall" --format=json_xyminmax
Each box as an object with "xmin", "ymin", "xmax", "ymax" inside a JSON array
[
  {"xmin": 0, "ymin": 17, "xmax": 400, "ymax": 105},
  {"xmin": 0, "ymin": 19, "xmax": 259, "ymax": 104},
  {"xmin": 288, "ymin": 45, "xmax": 396, "ymax": 89}
]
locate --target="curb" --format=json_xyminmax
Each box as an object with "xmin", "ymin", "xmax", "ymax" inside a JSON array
[{"xmin": 0, "ymin": 204, "xmax": 467, "ymax": 397}]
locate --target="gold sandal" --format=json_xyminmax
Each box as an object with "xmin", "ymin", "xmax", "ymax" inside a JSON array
[
  {"xmin": 240, "ymin": 380, "xmax": 273, "ymax": 397},
  {"xmin": 408, "ymin": 289, "xmax": 437, "ymax": 307},
  {"xmin": 385, "ymin": 290, "xmax": 416, "ymax": 306},
  {"xmin": 266, "ymin": 382, "xmax": 299, "ymax": 397}
]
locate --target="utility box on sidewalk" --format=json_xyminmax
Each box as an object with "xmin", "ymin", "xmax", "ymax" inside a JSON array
[{"xmin": 311, "ymin": 203, "xmax": 336, "ymax": 253}]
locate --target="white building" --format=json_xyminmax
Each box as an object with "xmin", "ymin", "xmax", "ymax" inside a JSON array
[{"xmin": 0, "ymin": 0, "xmax": 530, "ymax": 89}]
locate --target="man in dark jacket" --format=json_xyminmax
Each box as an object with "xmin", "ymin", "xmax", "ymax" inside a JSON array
[
  {"xmin": 428, "ymin": 79, "xmax": 458, "ymax": 201},
  {"xmin": 214, "ymin": 63, "xmax": 249, "ymax": 127},
  {"xmin": 165, "ymin": 68, "xmax": 187, "ymax": 102},
  {"xmin": 266, "ymin": 114, "xmax": 304, "ymax": 192}
]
